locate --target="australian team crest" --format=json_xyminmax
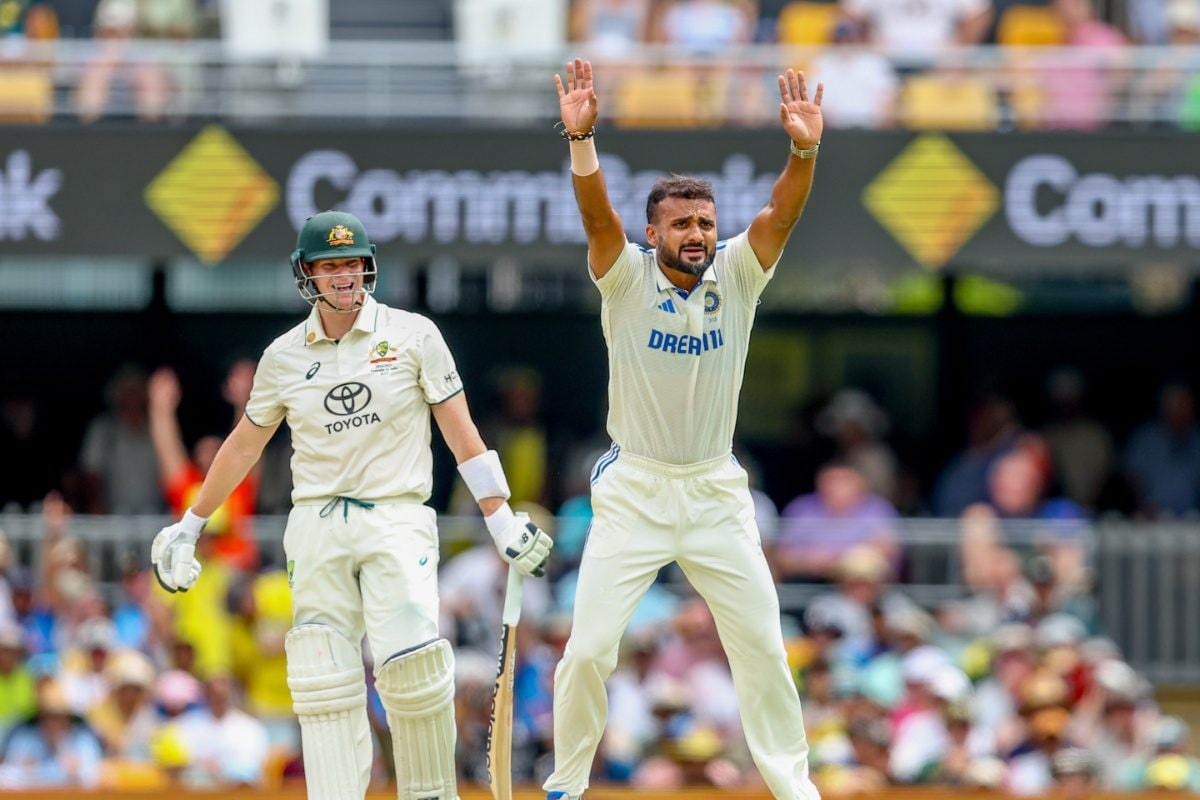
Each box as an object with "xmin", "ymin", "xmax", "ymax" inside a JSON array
[
  {"xmin": 370, "ymin": 340, "xmax": 400, "ymax": 372},
  {"xmin": 327, "ymin": 225, "xmax": 355, "ymax": 246},
  {"xmin": 704, "ymin": 290, "xmax": 721, "ymax": 314}
]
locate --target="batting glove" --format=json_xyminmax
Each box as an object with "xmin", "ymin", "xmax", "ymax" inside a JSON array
[
  {"xmin": 485, "ymin": 505, "xmax": 553, "ymax": 578},
  {"xmin": 150, "ymin": 509, "xmax": 207, "ymax": 592}
]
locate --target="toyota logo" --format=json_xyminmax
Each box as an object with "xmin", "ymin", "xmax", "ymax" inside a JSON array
[{"xmin": 324, "ymin": 382, "xmax": 372, "ymax": 416}]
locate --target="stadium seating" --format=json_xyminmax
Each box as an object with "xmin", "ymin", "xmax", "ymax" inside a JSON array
[
  {"xmin": 613, "ymin": 69, "xmax": 705, "ymax": 128},
  {"xmin": 776, "ymin": 1, "xmax": 840, "ymax": 45},
  {"xmin": 0, "ymin": 68, "xmax": 52, "ymax": 123},
  {"xmin": 900, "ymin": 72, "xmax": 1000, "ymax": 130},
  {"xmin": 996, "ymin": 4, "xmax": 1067, "ymax": 46}
]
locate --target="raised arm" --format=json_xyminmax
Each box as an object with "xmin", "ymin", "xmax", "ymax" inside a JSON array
[
  {"xmin": 150, "ymin": 414, "xmax": 277, "ymax": 592},
  {"xmin": 746, "ymin": 69, "xmax": 824, "ymax": 270},
  {"xmin": 555, "ymin": 58, "xmax": 626, "ymax": 278},
  {"xmin": 147, "ymin": 368, "xmax": 190, "ymax": 487},
  {"xmin": 188, "ymin": 415, "xmax": 278, "ymax": 517}
]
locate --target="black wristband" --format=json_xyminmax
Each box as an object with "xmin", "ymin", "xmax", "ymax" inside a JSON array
[{"xmin": 556, "ymin": 121, "xmax": 596, "ymax": 141}]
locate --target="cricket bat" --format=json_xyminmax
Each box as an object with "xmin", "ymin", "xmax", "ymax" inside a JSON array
[{"xmin": 486, "ymin": 566, "xmax": 524, "ymax": 800}]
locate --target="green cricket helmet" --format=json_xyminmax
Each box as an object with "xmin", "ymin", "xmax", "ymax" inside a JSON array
[{"xmin": 290, "ymin": 210, "xmax": 378, "ymax": 309}]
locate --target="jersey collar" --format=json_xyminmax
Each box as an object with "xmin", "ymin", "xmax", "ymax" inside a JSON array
[
  {"xmin": 653, "ymin": 260, "xmax": 719, "ymax": 298},
  {"xmin": 304, "ymin": 294, "xmax": 380, "ymax": 345}
]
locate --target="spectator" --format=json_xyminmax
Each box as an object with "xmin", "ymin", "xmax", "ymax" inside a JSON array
[
  {"xmin": 1129, "ymin": 0, "xmax": 1200, "ymax": 129},
  {"xmin": 1122, "ymin": 716, "xmax": 1200, "ymax": 791},
  {"xmin": 59, "ymin": 616, "xmax": 118, "ymax": 715},
  {"xmin": 803, "ymin": 546, "xmax": 916, "ymax": 663},
  {"xmin": 809, "ymin": 20, "xmax": 898, "ymax": 131},
  {"xmin": 1034, "ymin": 0, "xmax": 1128, "ymax": 130},
  {"xmin": 1126, "ymin": 0, "xmax": 1171, "ymax": 43},
  {"xmin": 775, "ymin": 461, "xmax": 902, "ymax": 583},
  {"xmin": 1072, "ymin": 658, "xmax": 1155, "ymax": 788},
  {"xmin": 1123, "ymin": 380, "xmax": 1200, "ymax": 517},
  {"xmin": 839, "ymin": 0, "xmax": 992, "ymax": 64},
  {"xmin": 568, "ymin": 0, "xmax": 652, "ymax": 56},
  {"xmin": 0, "ymin": 620, "xmax": 37, "ymax": 740},
  {"xmin": 228, "ymin": 569, "xmax": 297, "ymax": 768},
  {"xmin": 1039, "ymin": 368, "xmax": 1113, "ymax": 511},
  {"xmin": 490, "ymin": 367, "xmax": 549, "ymax": 507},
  {"xmin": 960, "ymin": 445, "xmax": 1089, "ymax": 594},
  {"xmin": 438, "ymin": 519, "xmax": 553, "ymax": 653},
  {"xmin": 652, "ymin": 0, "xmax": 757, "ymax": 54},
  {"xmin": 75, "ymin": 0, "xmax": 197, "ymax": 123},
  {"xmin": 174, "ymin": 674, "xmax": 270, "ymax": 787},
  {"xmin": 0, "ymin": 528, "xmax": 13, "ymax": 622},
  {"xmin": 77, "ymin": 365, "xmax": 162, "ymax": 515},
  {"xmin": 933, "ymin": 393, "xmax": 1022, "ymax": 517},
  {"xmin": 0, "ymin": 679, "xmax": 103, "ymax": 788},
  {"xmin": 1050, "ymin": 746, "xmax": 1100, "ymax": 799},
  {"xmin": 8, "ymin": 567, "xmax": 54, "ymax": 656},
  {"xmin": 0, "ymin": 393, "xmax": 55, "ymax": 511},
  {"xmin": 86, "ymin": 649, "xmax": 158, "ymax": 760},
  {"xmin": 816, "ymin": 389, "xmax": 899, "ymax": 500},
  {"xmin": 148, "ymin": 367, "xmax": 258, "ymax": 571},
  {"xmin": 887, "ymin": 646, "xmax": 954, "ymax": 782}
]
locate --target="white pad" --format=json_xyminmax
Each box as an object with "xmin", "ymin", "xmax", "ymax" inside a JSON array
[
  {"xmin": 376, "ymin": 639, "xmax": 458, "ymax": 800},
  {"xmin": 286, "ymin": 624, "xmax": 372, "ymax": 800}
]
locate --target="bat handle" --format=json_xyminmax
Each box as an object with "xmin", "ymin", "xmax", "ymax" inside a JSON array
[{"xmin": 502, "ymin": 567, "xmax": 524, "ymax": 626}]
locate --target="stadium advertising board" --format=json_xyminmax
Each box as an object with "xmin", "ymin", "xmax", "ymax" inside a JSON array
[{"xmin": 0, "ymin": 127, "xmax": 1196, "ymax": 275}]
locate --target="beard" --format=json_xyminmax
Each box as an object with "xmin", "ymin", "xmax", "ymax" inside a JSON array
[{"xmin": 658, "ymin": 243, "xmax": 715, "ymax": 276}]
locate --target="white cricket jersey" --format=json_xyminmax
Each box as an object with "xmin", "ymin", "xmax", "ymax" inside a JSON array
[
  {"xmin": 593, "ymin": 231, "xmax": 775, "ymax": 466},
  {"xmin": 244, "ymin": 295, "xmax": 463, "ymax": 504}
]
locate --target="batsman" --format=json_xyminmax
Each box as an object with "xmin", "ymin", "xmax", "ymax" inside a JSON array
[
  {"xmin": 544, "ymin": 60, "xmax": 824, "ymax": 800},
  {"xmin": 150, "ymin": 210, "xmax": 553, "ymax": 800}
]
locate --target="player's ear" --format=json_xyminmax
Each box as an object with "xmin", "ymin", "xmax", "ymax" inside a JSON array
[{"xmin": 645, "ymin": 224, "xmax": 658, "ymax": 247}]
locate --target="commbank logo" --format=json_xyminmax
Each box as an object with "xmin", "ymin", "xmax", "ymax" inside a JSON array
[
  {"xmin": 324, "ymin": 382, "xmax": 372, "ymax": 416},
  {"xmin": 145, "ymin": 126, "xmax": 279, "ymax": 264},
  {"xmin": 862, "ymin": 134, "xmax": 998, "ymax": 269}
]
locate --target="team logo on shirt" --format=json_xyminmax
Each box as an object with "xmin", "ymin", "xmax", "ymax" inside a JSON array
[
  {"xmin": 704, "ymin": 290, "xmax": 721, "ymax": 314},
  {"xmin": 370, "ymin": 341, "xmax": 398, "ymax": 364}
]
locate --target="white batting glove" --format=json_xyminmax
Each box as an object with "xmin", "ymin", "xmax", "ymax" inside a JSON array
[
  {"xmin": 485, "ymin": 505, "xmax": 553, "ymax": 578},
  {"xmin": 150, "ymin": 509, "xmax": 207, "ymax": 592}
]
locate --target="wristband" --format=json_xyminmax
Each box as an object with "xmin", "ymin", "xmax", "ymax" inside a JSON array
[
  {"xmin": 458, "ymin": 450, "xmax": 512, "ymax": 502},
  {"xmin": 181, "ymin": 508, "xmax": 208, "ymax": 537},
  {"xmin": 570, "ymin": 137, "xmax": 600, "ymax": 176},
  {"xmin": 484, "ymin": 503, "xmax": 516, "ymax": 543}
]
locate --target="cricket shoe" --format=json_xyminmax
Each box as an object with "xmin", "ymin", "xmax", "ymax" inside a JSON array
[{"xmin": 546, "ymin": 792, "xmax": 579, "ymax": 800}]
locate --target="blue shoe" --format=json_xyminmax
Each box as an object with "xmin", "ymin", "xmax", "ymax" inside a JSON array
[{"xmin": 546, "ymin": 792, "xmax": 577, "ymax": 800}]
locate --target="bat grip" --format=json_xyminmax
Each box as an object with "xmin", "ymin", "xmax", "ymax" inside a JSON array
[{"xmin": 501, "ymin": 567, "xmax": 524, "ymax": 626}]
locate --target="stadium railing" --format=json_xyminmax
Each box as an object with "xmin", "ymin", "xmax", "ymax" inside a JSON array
[
  {"xmin": 2, "ymin": 40, "xmax": 1199, "ymax": 128},
  {"xmin": 2, "ymin": 511, "xmax": 1198, "ymax": 684}
]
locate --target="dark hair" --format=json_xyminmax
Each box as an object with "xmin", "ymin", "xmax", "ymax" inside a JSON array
[{"xmin": 645, "ymin": 175, "xmax": 716, "ymax": 223}]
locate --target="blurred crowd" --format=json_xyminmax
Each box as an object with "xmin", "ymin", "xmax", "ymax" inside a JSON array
[
  {"xmin": 2, "ymin": 0, "xmax": 1200, "ymax": 128},
  {"xmin": 2, "ymin": 358, "xmax": 1200, "ymax": 791}
]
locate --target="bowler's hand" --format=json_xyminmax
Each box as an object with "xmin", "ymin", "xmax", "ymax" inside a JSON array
[
  {"xmin": 555, "ymin": 58, "xmax": 599, "ymax": 134},
  {"xmin": 779, "ymin": 68, "xmax": 824, "ymax": 149},
  {"xmin": 150, "ymin": 518, "xmax": 203, "ymax": 592},
  {"xmin": 485, "ymin": 506, "xmax": 553, "ymax": 578}
]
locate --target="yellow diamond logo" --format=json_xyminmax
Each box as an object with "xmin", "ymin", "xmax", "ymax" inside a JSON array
[
  {"xmin": 145, "ymin": 125, "xmax": 279, "ymax": 264},
  {"xmin": 862, "ymin": 134, "xmax": 998, "ymax": 269}
]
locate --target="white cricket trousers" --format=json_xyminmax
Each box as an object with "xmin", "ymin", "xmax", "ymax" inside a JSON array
[
  {"xmin": 284, "ymin": 500, "xmax": 441, "ymax": 667},
  {"xmin": 545, "ymin": 451, "xmax": 820, "ymax": 800}
]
